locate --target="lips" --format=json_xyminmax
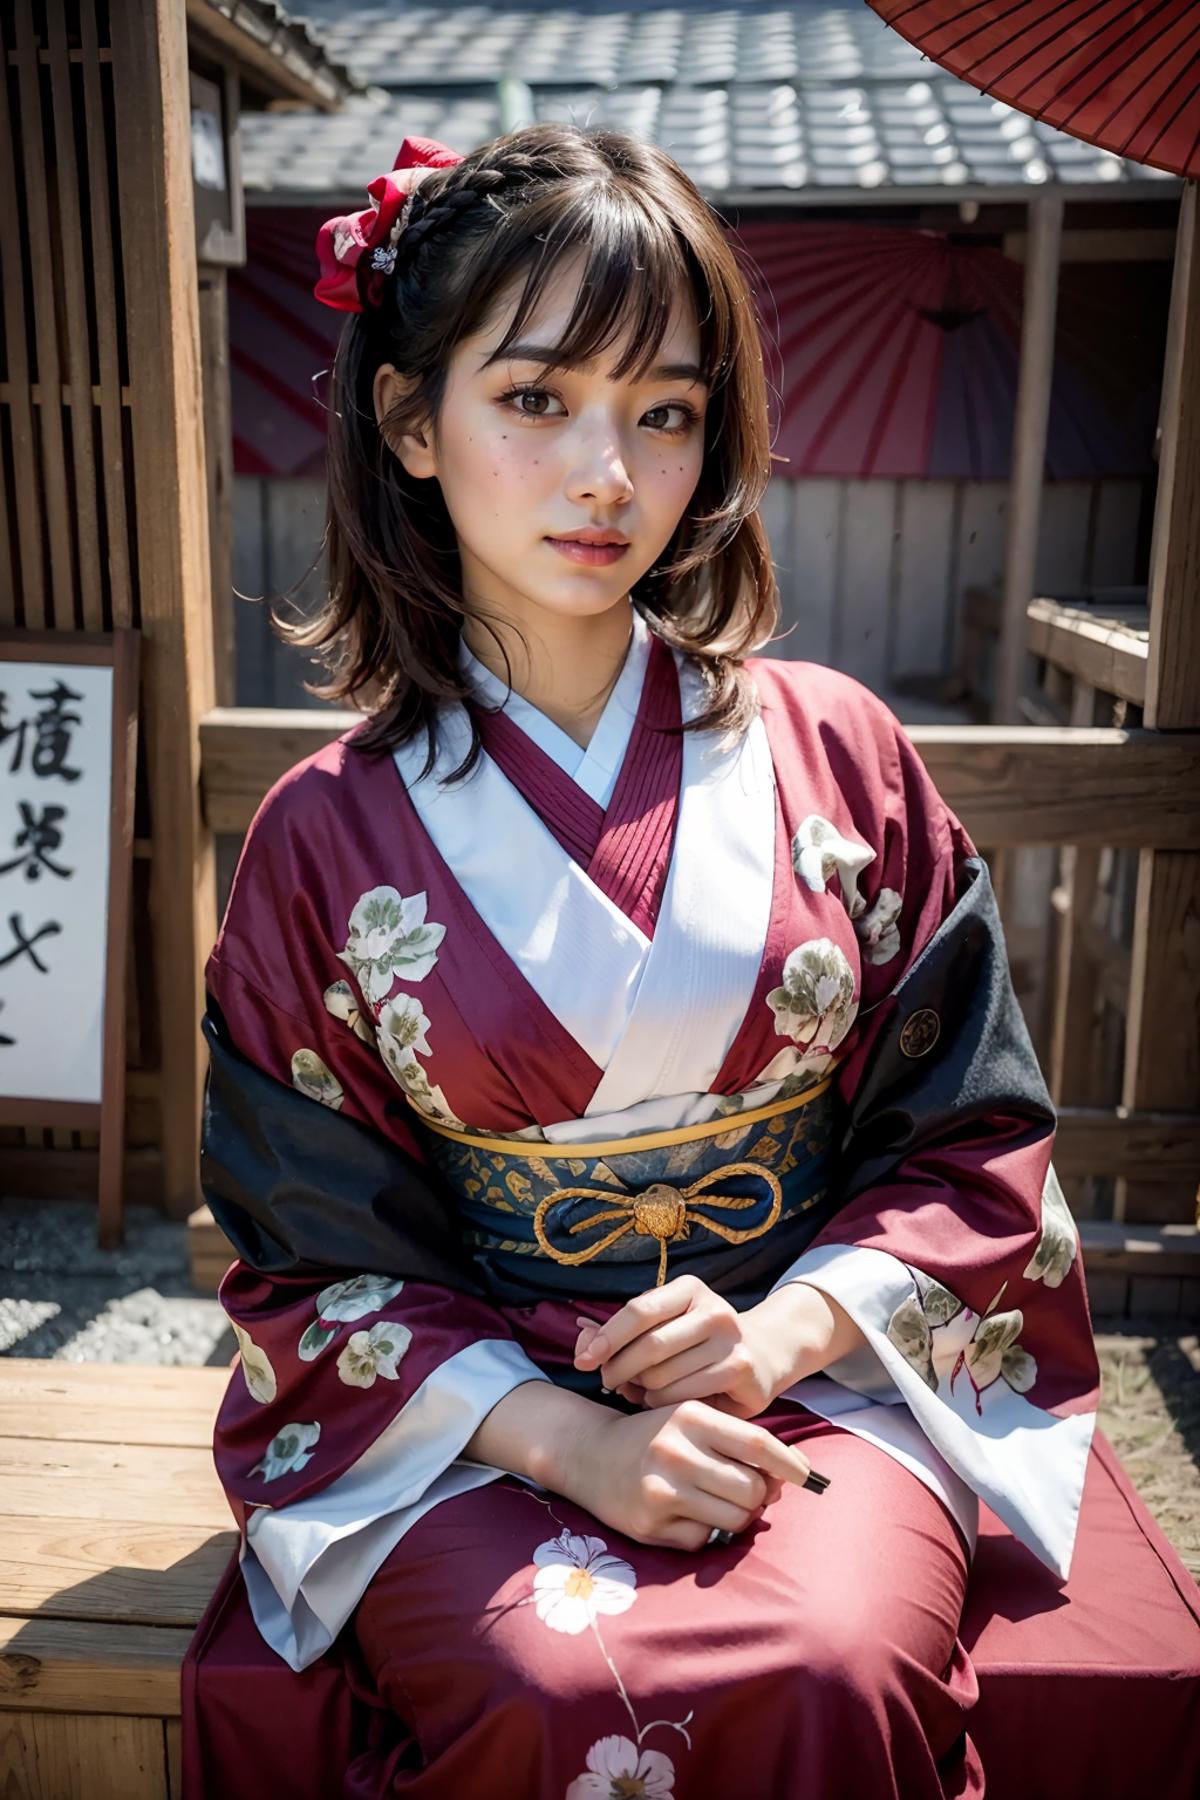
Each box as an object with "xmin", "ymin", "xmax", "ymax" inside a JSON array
[
  {"xmin": 548, "ymin": 531, "xmax": 630, "ymax": 546},
  {"xmin": 545, "ymin": 535, "xmax": 631, "ymax": 566}
]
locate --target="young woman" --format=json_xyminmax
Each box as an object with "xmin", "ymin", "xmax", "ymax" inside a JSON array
[{"xmin": 197, "ymin": 123, "xmax": 1099, "ymax": 1799}]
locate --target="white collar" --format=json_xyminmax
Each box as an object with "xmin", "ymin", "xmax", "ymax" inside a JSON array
[{"xmin": 456, "ymin": 607, "xmax": 652, "ymax": 807}]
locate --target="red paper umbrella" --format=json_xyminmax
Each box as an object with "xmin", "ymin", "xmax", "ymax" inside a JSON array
[
  {"xmin": 868, "ymin": 0, "xmax": 1200, "ymax": 179},
  {"xmin": 738, "ymin": 220, "xmax": 1166, "ymax": 479}
]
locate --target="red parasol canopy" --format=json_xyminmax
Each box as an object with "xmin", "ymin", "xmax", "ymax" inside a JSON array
[{"xmin": 868, "ymin": 0, "xmax": 1200, "ymax": 180}]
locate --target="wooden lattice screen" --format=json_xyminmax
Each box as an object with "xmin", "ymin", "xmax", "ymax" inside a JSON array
[{"xmin": 0, "ymin": 0, "xmax": 216, "ymax": 1218}]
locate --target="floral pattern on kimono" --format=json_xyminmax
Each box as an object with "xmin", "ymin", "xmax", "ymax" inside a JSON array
[
  {"xmin": 297, "ymin": 1273, "xmax": 407, "ymax": 1362},
  {"xmin": 520, "ymin": 1516, "xmax": 691, "ymax": 1800},
  {"xmin": 886, "ymin": 1271, "xmax": 1038, "ymax": 1414},
  {"xmin": 1023, "ymin": 1164, "xmax": 1080, "ymax": 1289}
]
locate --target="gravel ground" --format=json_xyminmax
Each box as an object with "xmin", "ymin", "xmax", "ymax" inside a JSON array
[
  {"xmin": 0, "ymin": 1198, "xmax": 234, "ymax": 1368},
  {"xmin": 1, "ymin": 1197, "xmax": 1197, "ymax": 1577}
]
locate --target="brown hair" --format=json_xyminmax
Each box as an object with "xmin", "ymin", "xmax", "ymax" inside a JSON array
[{"xmin": 280, "ymin": 122, "xmax": 779, "ymax": 778}]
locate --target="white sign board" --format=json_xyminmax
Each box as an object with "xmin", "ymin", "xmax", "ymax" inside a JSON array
[{"xmin": 0, "ymin": 659, "xmax": 115, "ymax": 1104}]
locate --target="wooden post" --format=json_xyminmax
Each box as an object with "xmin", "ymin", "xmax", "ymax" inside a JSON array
[
  {"xmin": 1118, "ymin": 182, "xmax": 1200, "ymax": 1229},
  {"xmin": 199, "ymin": 266, "xmax": 236, "ymax": 707},
  {"xmin": 994, "ymin": 193, "xmax": 1063, "ymax": 725},
  {"xmin": 110, "ymin": 0, "xmax": 217, "ymax": 1219}
]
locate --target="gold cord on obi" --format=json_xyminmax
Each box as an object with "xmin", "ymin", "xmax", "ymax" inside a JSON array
[{"xmin": 531, "ymin": 1161, "xmax": 784, "ymax": 1288}]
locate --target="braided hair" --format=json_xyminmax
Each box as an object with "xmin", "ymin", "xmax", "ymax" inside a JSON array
[{"xmin": 365, "ymin": 149, "xmax": 557, "ymax": 320}]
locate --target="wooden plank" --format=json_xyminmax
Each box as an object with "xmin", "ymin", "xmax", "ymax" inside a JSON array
[
  {"xmin": 188, "ymin": 1204, "xmax": 237, "ymax": 1294},
  {"xmin": 1128, "ymin": 1275, "xmax": 1185, "ymax": 1316},
  {"xmin": 231, "ymin": 474, "xmax": 274, "ymax": 705},
  {"xmin": 263, "ymin": 479, "xmax": 329, "ymax": 707},
  {"xmin": 0, "ymin": 18, "xmax": 42, "ymax": 627},
  {"xmin": 1145, "ymin": 182, "xmax": 1200, "ymax": 732},
  {"xmin": 1046, "ymin": 683, "xmax": 1104, "ymax": 1122},
  {"xmin": 1086, "ymin": 479, "xmax": 1142, "ymax": 590},
  {"xmin": 79, "ymin": 1, "xmax": 133, "ymax": 628},
  {"xmin": 913, "ymin": 727, "xmax": 1200, "ymax": 849},
  {"xmin": 165, "ymin": 1718, "xmax": 182, "ymax": 1800},
  {"xmin": 0, "ymin": 1439, "xmax": 230, "ymax": 1528},
  {"xmin": 46, "ymin": 9, "xmax": 102, "ymax": 633},
  {"xmin": 0, "ymin": 1362, "xmax": 227, "ymax": 1447},
  {"xmin": 1085, "ymin": 1271, "xmax": 1130, "ymax": 1316},
  {"xmin": 111, "ymin": 0, "xmax": 218, "ymax": 1219},
  {"xmin": 892, "ymin": 481, "xmax": 955, "ymax": 682},
  {"xmin": 200, "ymin": 710, "xmax": 1200, "ymax": 849},
  {"xmin": 1033, "ymin": 480, "xmax": 1093, "ymax": 598},
  {"xmin": 785, "ymin": 479, "xmax": 839, "ymax": 665},
  {"xmin": 755, "ymin": 477, "xmax": 792, "ymax": 659},
  {"xmin": 0, "ymin": 1519, "xmax": 234, "ymax": 1627},
  {"xmin": 953, "ymin": 484, "xmax": 1008, "ymax": 698},
  {"xmin": 1119, "ymin": 847, "xmax": 1200, "ymax": 1224},
  {"xmin": 191, "ymin": 1254, "xmax": 237, "ymax": 1294},
  {"xmin": 0, "ymin": 1145, "xmax": 163, "ymax": 1207},
  {"xmin": 198, "ymin": 269, "xmax": 236, "ymax": 707},
  {"xmin": 1118, "ymin": 186, "xmax": 1200, "ymax": 1226},
  {"xmin": 0, "ymin": 1615, "xmax": 190, "ymax": 1717},
  {"xmin": 995, "ymin": 193, "xmax": 1063, "ymax": 723},
  {"xmin": 1078, "ymin": 1221, "xmax": 1200, "ymax": 1280},
  {"xmin": 956, "ymin": 484, "xmax": 1009, "ymax": 596},
  {"xmin": 14, "ymin": 5, "xmax": 75, "ymax": 629},
  {"xmin": 1054, "ymin": 1107, "xmax": 1200, "ymax": 1182},
  {"xmin": 0, "ymin": 1710, "xmax": 169, "ymax": 1796},
  {"xmin": 835, "ymin": 479, "xmax": 894, "ymax": 691},
  {"xmin": 1026, "ymin": 598, "xmax": 1148, "ymax": 706}
]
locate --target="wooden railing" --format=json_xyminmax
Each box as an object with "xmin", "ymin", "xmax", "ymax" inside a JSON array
[{"xmin": 199, "ymin": 708, "xmax": 1200, "ymax": 849}]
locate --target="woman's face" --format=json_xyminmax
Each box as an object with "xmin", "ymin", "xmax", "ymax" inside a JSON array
[{"xmin": 378, "ymin": 251, "xmax": 708, "ymax": 629}]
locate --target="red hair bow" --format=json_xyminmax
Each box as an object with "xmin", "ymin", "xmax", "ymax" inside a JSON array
[{"xmin": 313, "ymin": 135, "xmax": 464, "ymax": 313}]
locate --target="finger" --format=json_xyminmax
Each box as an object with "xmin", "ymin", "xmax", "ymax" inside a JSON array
[
  {"xmin": 672, "ymin": 1482, "xmax": 766, "ymax": 1534},
  {"xmin": 690, "ymin": 1455, "xmax": 770, "ymax": 1512},
  {"xmin": 601, "ymin": 1315, "xmax": 713, "ymax": 1387},
  {"xmin": 701, "ymin": 1415, "xmax": 813, "ymax": 1488},
  {"xmin": 636, "ymin": 1342, "xmax": 726, "ymax": 1396},
  {"xmin": 573, "ymin": 1321, "xmax": 600, "ymax": 1363},
  {"xmin": 648, "ymin": 1516, "xmax": 724, "ymax": 1553},
  {"xmin": 573, "ymin": 1277, "xmax": 699, "ymax": 1367},
  {"xmin": 650, "ymin": 1368, "xmax": 745, "ymax": 1406}
]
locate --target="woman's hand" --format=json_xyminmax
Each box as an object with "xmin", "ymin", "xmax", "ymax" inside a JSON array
[
  {"xmin": 558, "ymin": 1397, "xmax": 814, "ymax": 1551},
  {"xmin": 573, "ymin": 1274, "xmax": 865, "ymax": 1420}
]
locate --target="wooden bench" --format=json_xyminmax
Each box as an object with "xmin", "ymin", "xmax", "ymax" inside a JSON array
[
  {"xmin": 5, "ymin": 1359, "xmax": 1199, "ymax": 1799},
  {"xmin": 0, "ymin": 1361, "xmax": 232, "ymax": 1799}
]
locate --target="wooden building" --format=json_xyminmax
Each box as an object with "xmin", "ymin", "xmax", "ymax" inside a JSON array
[{"xmin": 0, "ymin": 1, "xmax": 357, "ymax": 1221}]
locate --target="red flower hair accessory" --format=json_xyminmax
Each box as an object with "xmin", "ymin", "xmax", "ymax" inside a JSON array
[{"xmin": 313, "ymin": 135, "xmax": 465, "ymax": 313}]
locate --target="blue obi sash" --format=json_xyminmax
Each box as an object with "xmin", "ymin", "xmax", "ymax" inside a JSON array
[{"xmin": 416, "ymin": 1077, "xmax": 841, "ymax": 1309}]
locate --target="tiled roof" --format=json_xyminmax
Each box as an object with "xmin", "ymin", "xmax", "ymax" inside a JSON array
[
  {"xmin": 241, "ymin": 2, "xmax": 1177, "ymax": 198},
  {"xmin": 192, "ymin": 0, "xmax": 363, "ymax": 105}
]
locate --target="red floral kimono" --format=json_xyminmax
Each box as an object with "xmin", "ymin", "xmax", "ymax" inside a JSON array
[{"xmin": 189, "ymin": 608, "xmax": 1099, "ymax": 1798}]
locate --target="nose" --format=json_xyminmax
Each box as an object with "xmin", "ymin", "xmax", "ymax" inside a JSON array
[{"xmin": 565, "ymin": 413, "xmax": 635, "ymax": 508}]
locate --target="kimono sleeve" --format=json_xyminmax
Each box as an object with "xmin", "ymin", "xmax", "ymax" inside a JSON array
[
  {"xmin": 766, "ymin": 686, "xmax": 1100, "ymax": 1581},
  {"xmin": 202, "ymin": 770, "xmax": 551, "ymax": 1670}
]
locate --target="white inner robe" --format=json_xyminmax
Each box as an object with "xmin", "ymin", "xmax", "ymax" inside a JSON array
[{"xmin": 240, "ymin": 612, "xmax": 1091, "ymax": 1671}]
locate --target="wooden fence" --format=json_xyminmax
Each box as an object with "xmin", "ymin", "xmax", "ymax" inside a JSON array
[{"xmin": 0, "ymin": 1, "xmax": 216, "ymax": 1216}]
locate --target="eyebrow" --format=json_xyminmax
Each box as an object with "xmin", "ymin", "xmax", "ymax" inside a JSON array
[{"xmin": 494, "ymin": 342, "xmax": 709, "ymax": 387}]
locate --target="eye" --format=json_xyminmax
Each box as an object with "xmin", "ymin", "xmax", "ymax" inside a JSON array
[
  {"xmin": 497, "ymin": 384, "xmax": 566, "ymax": 419},
  {"xmin": 642, "ymin": 402, "xmax": 699, "ymax": 436}
]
